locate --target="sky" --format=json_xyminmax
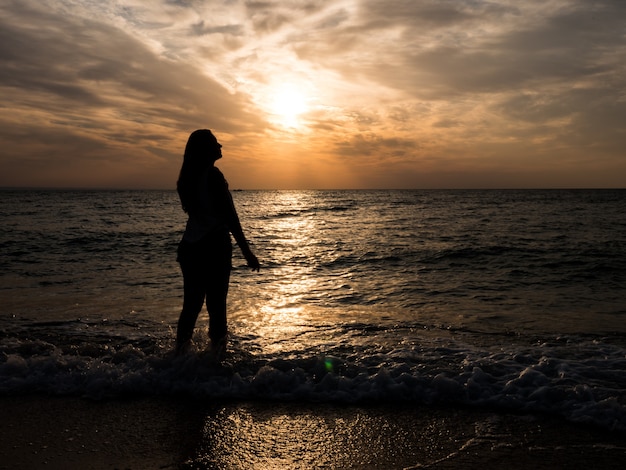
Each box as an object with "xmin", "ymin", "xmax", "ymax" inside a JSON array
[{"xmin": 1, "ymin": 0, "xmax": 625, "ymax": 189}]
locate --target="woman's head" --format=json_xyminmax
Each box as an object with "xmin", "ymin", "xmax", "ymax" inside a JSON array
[
  {"xmin": 184, "ymin": 129, "xmax": 222, "ymax": 167},
  {"xmin": 177, "ymin": 129, "xmax": 223, "ymax": 212}
]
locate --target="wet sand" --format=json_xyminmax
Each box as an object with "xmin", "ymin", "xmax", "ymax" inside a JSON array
[{"xmin": 1, "ymin": 396, "xmax": 625, "ymax": 469}]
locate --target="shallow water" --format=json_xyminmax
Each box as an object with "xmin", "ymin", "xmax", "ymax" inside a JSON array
[{"xmin": 1, "ymin": 189, "xmax": 625, "ymax": 429}]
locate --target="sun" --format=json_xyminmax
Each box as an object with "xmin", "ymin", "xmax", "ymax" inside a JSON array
[{"xmin": 268, "ymin": 84, "xmax": 310, "ymax": 128}]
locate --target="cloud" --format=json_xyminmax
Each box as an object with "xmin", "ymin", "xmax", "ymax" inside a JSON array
[
  {"xmin": 191, "ymin": 21, "xmax": 244, "ymax": 37},
  {"xmin": 292, "ymin": 0, "xmax": 626, "ymax": 185},
  {"xmin": 1, "ymin": 0, "xmax": 625, "ymax": 189},
  {"xmin": 0, "ymin": 0, "xmax": 267, "ymax": 188}
]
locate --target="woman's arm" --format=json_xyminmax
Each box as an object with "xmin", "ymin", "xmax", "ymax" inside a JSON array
[
  {"xmin": 224, "ymin": 191, "xmax": 260, "ymax": 271},
  {"xmin": 211, "ymin": 168, "xmax": 260, "ymax": 271}
]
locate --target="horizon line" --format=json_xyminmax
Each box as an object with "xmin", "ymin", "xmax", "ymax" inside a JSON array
[{"xmin": 1, "ymin": 186, "xmax": 625, "ymax": 192}]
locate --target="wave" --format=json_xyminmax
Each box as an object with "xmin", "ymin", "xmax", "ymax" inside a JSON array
[
  {"xmin": 2, "ymin": 319, "xmax": 625, "ymax": 432},
  {"xmin": 261, "ymin": 205, "xmax": 357, "ymax": 221}
]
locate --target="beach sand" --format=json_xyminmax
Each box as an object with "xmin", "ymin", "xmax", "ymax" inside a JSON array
[{"xmin": 1, "ymin": 396, "xmax": 625, "ymax": 469}]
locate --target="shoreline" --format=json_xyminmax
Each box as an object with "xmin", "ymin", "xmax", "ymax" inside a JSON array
[{"xmin": 1, "ymin": 395, "xmax": 625, "ymax": 469}]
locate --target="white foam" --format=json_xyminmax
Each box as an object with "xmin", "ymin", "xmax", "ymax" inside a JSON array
[{"xmin": 2, "ymin": 327, "xmax": 626, "ymax": 431}]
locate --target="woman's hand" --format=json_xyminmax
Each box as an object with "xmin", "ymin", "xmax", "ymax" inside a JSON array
[{"xmin": 242, "ymin": 247, "xmax": 260, "ymax": 271}]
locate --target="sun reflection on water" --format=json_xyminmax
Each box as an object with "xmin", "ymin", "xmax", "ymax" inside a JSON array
[
  {"xmin": 194, "ymin": 404, "xmax": 435, "ymax": 469},
  {"xmin": 244, "ymin": 192, "xmax": 325, "ymax": 353}
]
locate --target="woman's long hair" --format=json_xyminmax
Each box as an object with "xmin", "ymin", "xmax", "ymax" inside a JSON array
[{"xmin": 177, "ymin": 129, "xmax": 218, "ymax": 213}]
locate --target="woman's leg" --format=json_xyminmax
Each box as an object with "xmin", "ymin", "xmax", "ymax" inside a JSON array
[
  {"xmin": 176, "ymin": 244, "xmax": 206, "ymax": 349},
  {"xmin": 205, "ymin": 264, "xmax": 231, "ymax": 343},
  {"xmin": 205, "ymin": 234, "xmax": 232, "ymax": 344},
  {"xmin": 177, "ymin": 271, "xmax": 205, "ymax": 347}
]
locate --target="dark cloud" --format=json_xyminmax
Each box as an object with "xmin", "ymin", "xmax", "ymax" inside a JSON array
[
  {"xmin": 334, "ymin": 133, "xmax": 419, "ymax": 160},
  {"xmin": 357, "ymin": 0, "xmax": 506, "ymax": 29},
  {"xmin": 293, "ymin": 0, "xmax": 626, "ymax": 155},
  {"xmin": 0, "ymin": 5, "xmax": 253, "ymax": 126},
  {"xmin": 313, "ymin": 8, "xmax": 350, "ymax": 30},
  {"xmin": 245, "ymin": 0, "xmax": 332, "ymax": 33},
  {"xmin": 500, "ymin": 87, "xmax": 626, "ymax": 154},
  {"xmin": 293, "ymin": 0, "xmax": 625, "ymax": 97},
  {"xmin": 191, "ymin": 20, "xmax": 244, "ymax": 36},
  {"xmin": 0, "ymin": 1, "xmax": 266, "ymax": 188}
]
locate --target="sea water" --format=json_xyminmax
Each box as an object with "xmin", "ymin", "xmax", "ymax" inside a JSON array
[{"xmin": 1, "ymin": 189, "xmax": 625, "ymax": 429}]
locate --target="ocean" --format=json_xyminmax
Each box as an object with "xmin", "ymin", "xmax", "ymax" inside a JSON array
[{"xmin": 1, "ymin": 189, "xmax": 625, "ymax": 431}]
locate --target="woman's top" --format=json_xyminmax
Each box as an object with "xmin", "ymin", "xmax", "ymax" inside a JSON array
[{"xmin": 181, "ymin": 166, "xmax": 247, "ymax": 248}]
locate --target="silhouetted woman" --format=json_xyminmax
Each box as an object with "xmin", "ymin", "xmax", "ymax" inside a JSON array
[{"xmin": 176, "ymin": 129, "xmax": 259, "ymax": 354}]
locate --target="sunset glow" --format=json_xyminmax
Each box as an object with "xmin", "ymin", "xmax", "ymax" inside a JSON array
[
  {"xmin": 267, "ymin": 85, "xmax": 311, "ymax": 129},
  {"xmin": 1, "ymin": 1, "xmax": 625, "ymax": 189}
]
